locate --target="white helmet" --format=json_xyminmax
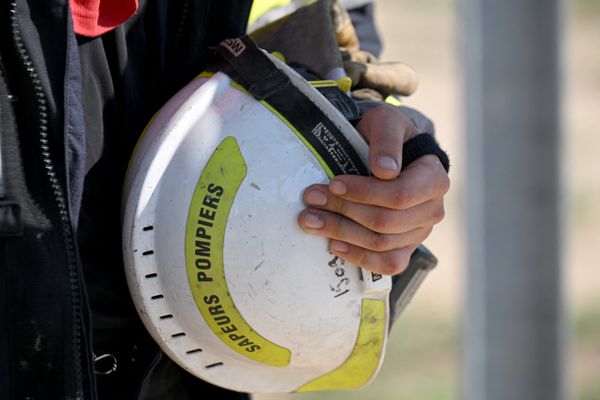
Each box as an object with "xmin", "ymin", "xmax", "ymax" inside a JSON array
[{"xmin": 122, "ymin": 37, "xmax": 392, "ymax": 393}]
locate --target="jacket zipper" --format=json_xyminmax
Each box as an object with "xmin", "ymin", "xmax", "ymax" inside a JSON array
[{"xmin": 9, "ymin": 2, "xmax": 85, "ymax": 398}]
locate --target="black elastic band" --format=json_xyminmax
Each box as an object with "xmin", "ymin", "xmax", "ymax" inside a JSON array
[
  {"xmin": 401, "ymin": 134, "xmax": 450, "ymax": 172},
  {"xmin": 211, "ymin": 36, "xmax": 369, "ymax": 177}
]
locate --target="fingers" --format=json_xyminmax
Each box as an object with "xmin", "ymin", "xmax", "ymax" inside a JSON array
[
  {"xmin": 356, "ymin": 104, "xmax": 418, "ymax": 181},
  {"xmin": 330, "ymin": 242, "xmax": 418, "ymax": 276},
  {"xmin": 298, "ymin": 153, "xmax": 450, "ymax": 275},
  {"xmin": 299, "ymin": 105, "xmax": 450, "ymax": 276},
  {"xmin": 328, "ymin": 154, "xmax": 450, "ymax": 209},
  {"xmin": 303, "ymin": 184, "xmax": 445, "ymax": 234},
  {"xmin": 297, "ymin": 208, "xmax": 430, "ymax": 275},
  {"xmin": 298, "ymin": 208, "xmax": 433, "ymax": 250}
]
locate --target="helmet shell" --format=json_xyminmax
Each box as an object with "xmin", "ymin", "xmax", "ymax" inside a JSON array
[{"xmin": 122, "ymin": 59, "xmax": 391, "ymax": 393}]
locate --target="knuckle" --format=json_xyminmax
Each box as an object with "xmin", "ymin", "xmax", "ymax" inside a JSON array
[
  {"xmin": 422, "ymin": 155, "xmax": 450, "ymax": 192},
  {"xmin": 358, "ymin": 180, "xmax": 378, "ymax": 203},
  {"xmin": 370, "ymin": 211, "xmax": 396, "ymax": 233},
  {"xmin": 368, "ymin": 104, "xmax": 393, "ymax": 119},
  {"xmin": 305, "ymin": 183, "xmax": 324, "ymax": 192},
  {"xmin": 423, "ymin": 226, "xmax": 434, "ymax": 239},
  {"xmin": 415, "ymin": 227, "xmax": 434, "ymax": 244},
  {"xmin": 391, "ymin": 187, "xmax": 410, "ymax": 209},
  {"xmin": 382, "ymin": 260, "xmax": 406, "ymax": 276},
  {"xmin": 328, "ymin": 213, "xmax": 345, "ymax": 237},
  {"xmin": 369, "ymin": 232, "xmax": 391, "ymax": 252},
  {"xmin": 332, "ymin": 196, "xmax": 347, "ymax": 215},
  {"xmin": 355, "ymin": 250, "xmax": 370, "ymax": 271},
  {"xmin": 431, "ymin": 204, "xmax": 446, "ymax": 224},
  {"xmin": 438, "ymin": 172, "xmax": 451, "ymax": 194},
  {"xmin": 382, "ymin": 251, "xmax": 411, "ymax": 275}
]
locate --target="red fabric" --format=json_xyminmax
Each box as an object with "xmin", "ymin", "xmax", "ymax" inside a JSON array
[{"xmin": 70, "ymin": 0, "xmax": 139, "ymax": 37}]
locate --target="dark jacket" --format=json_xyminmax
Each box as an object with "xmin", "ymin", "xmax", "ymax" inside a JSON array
[{"xmin": 0, "ymin": 1, "xmax": 252, "ymax": 398}]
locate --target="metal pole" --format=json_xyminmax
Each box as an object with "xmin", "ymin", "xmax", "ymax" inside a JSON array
[{"xmin": 462, "ymin": 0, "xmax": 566, "ymax": 399}]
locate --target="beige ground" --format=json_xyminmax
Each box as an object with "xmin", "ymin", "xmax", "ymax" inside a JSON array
[{"xmin": 258, "ymin": 1, "xmax": 600, "ymax": 399}]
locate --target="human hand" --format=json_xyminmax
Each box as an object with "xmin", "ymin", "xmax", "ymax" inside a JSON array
[{"xmin": 298, "ymin": 105, "xmax": 450, "ymax": 275}]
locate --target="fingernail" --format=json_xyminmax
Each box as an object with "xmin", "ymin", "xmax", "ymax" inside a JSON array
[
  {"xmin": 329, "ymin": 180, "xmax": 347, "ymax": 195},
  {"xmin": 305, "ymin": 190, "xmax": 327, "ymax": 206},
  {"xmin": 330, "ymin": 240, "xmax": 349, "ymax": 253},
  {"xmin": 376, "ymin": 155, "xmax": 399, "ymax": 171},
  {"xmin": 304, "ymin": 212, "xmax": 324, "ymax": 229}
]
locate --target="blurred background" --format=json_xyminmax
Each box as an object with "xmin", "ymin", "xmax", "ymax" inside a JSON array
[{"xmin": 258, "ymin": 0, "xmax": 600, "ymax": 398}]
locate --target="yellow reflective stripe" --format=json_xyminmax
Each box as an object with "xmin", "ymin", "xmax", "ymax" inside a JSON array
[
  {"xmin": 185, "ymin": 136, "xmax": 291, "ymax": 367},
  {"xmin": 196, "ymin": 71, "xmax": 215, "ymax": 79},
  {"xmin": 229, "ymin": 80, "xmax": 249, "ymax": 94},
  {"xmin": 309, "ymin": 77, "xmax": 353, "ymax": 93},
  {"xmin": 309, "ymin": 80, "xmax": 338, "ymax": 88},
  {"xmin": 248, "ymin": 0, "xmax": 292, "ymax": 26},
  {"xmin": 336, "ymin": 77, "xmax": 353, "ymax": 93},
  {"xmin": 296, "ymin": 299, "xmax": 387, "ymax": 392},
  {"xmin": 385, "ymin": 95, "xmax": 403, "ymax": 106},
  {"xmin": 270, "ymin": 51, "xmax": 286, "ymax": 63}
]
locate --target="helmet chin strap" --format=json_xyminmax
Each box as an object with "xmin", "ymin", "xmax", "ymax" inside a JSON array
[{"xmin": 209, "ymin": 36, "xmax": 369, "ymax": 177}]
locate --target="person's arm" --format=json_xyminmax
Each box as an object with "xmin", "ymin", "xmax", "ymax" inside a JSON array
[{"xmin": 298, "ymin": 104, "xmax": 450, "ymax": 275}]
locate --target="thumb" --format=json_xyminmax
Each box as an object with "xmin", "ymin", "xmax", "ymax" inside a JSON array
[{"xmin": 356, "ymin": 105, "xmax": 418, "ymax": 180}]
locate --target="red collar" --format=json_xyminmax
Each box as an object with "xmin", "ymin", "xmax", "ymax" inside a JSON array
[{"xmin": 70, "ymin": 0, "xmax": 138, "ymax": 37}]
